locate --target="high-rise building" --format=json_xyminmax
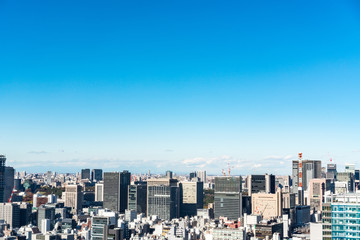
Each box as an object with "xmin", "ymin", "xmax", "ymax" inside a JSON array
[
  {"xmin": 37, "ymin": 205, "xmax": 55, "ymax": 232},
  {"xmin": 64, "ymin": 184, "xmax": 83, "ymax": 213},
  {"xmin": 4, "ymin": 167, "xmax": 14, "ymax": 202},
  {"xmin": 0, "ymin": 203, "xmax": 20, "ymax": 229},
  {"xmin": 196, "ymin": 170, "xmax": 206, "ymax": 183},
  {"xmin": 103, "ymin": 171, "xmax": 131, "ymax": 213},
  {"xmin": 322, "ymin": 194, "xmax": 360, "ymax": 240},
  {"xmin": 147, "ymin": 178, "xmax": 181, "ymax": 220},
  {"xmin": 337, "ymin": 172, "xmax": 355, "ymax": 193},
  {"xmin": 128, "ymin": 181, "xmax": 147, "ymax": 215},
  {"xmin": 326, "ymin": 163, "xmax": 337, "ymax": 179},
  {"xmin": 91, "ymin": 169, "xmax": 103, "ymax": 182},
  {"xmin": 214, "ymin": 176, "xmax": 242, "ymax": 220},
  {"xmin": 292, "ymin": 160, "xmax": 321, "ymax": 193},
  {"xmin": 345, "ymin": 163, "xmax": 355, "ymax": 174},
  {"xmin": 166, "ymin": 170, "xmax": 173, "ymax": 179},
  {"xmin": 95, "ymin": 182, "xmax": 104, "ymax": 202},
  {"xmin": 247, "ymin": 174, "xmax": 275, "ymax": 196},
  {"xmin": 251, "ymin": 190, "xmax": 283, "ymax": 219},
  {"xmin": 81, "ymin": 169, "xmax": 91, "ymax": 180},
  {"xmin": 0, "ymin": 155, "xmax": 6, "ymax": 203},
  {"xmin": 189, "ymin": 172, "xmax": 197, "ymax": 181},
  {"xmin": 309, "ymin": 178, "xmax": 326, "ymax": 212},
  {"xmin": 181, "ymin": 181, "xmax": 203, "ymax": 217}
]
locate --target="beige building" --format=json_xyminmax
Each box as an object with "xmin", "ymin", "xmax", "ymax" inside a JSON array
[
  {"xmin": 251, "ymin": 190, "xmax": 282, "ymax": 219},
  {"xmin": 309, "ymin": 178, "xmax": 326, "ymax": 212},
  {"xmin": 64, "ymin": 184, "xmax": 82, "ymax": 213}
]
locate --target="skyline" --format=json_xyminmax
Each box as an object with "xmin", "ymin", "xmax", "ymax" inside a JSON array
[{"xmin": 1, "ymin": 0, "xmax": 360, "ymax": 174}]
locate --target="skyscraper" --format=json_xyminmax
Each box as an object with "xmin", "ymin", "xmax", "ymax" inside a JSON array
[
  {"xmin": 91, "ymin": 169, "xmax": 103, "ymax": 182},
  {"xmin": 128, "ymin": 181, "xmax": 147, "ymax": 215},
  {"xmin": 292, "ymin": 160, "xmax": 321, "ymax": 193},
  {"xmin": 326, "ymin": 163, "xmax": 337, "ymax": 179},
  {"xmin": 196, "ymin": 170, "xmax": 206, "ymax": 183},
  {"xmin": 0, "ymin": 203, "xmax": 20, "ymax": 229},
  {"xmin": 247, "ymin": 174, "xmax": 275, "ymax": 196},
  {"xmin": 95, "ymin": 182, "xmax": 104, "ymax": 202},
  {"xmin": 4, "ymin": 167, "xmax": 14, "ymax": 202},
  {"xmin": 64, "ymin": 184, "xmax": 83, "ymax": 213},
  {"xmin": 81, "ymin": 169, "xmax": 91, "ymax": 180},
  {"xmin": 103, "ymin": 171, "xmax": 131, "ymax": 213},
  {"xmin": 147, "ymin": 178, "xmax": 181, "ymax": 220},
  {"xmin": 181, "ymin": 181, "xmax": 203, "ymax": 217},
  {"xmin": 214, "ymin": 176, "xmax": 242, "ymax": 220},
  {"xmin": 0, "ymin": 155, "xmax": 6, "ymax": 203}
]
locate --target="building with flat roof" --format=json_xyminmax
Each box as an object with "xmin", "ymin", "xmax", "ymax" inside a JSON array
[{"xmin": 214, "ymin": 176, "xmax": 242, "ymax": 220}]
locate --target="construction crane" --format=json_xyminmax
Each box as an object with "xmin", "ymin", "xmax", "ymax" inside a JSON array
[
  {"xmin": 227, "ymin": 162, "xmax": 234, "ymax": 176},
  {"xmin": 8, "ymin": 187, "xmax": 16, "ymax": 203},
  {"xmin": 221, "ymin": 169, "xmax": 226, "ymax": 176}
]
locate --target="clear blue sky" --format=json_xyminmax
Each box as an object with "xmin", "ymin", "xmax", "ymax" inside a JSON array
[{"xmin": 1, "ymin": 0, "xmax": 360, "ymax": 174}]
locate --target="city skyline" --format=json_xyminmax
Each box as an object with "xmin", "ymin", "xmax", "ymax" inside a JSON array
[{"xmin": 1, "ymin": 1, "xmax": 360, "ymax": 174}]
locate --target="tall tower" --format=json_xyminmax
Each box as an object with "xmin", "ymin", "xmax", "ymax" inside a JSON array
[
  {"xmin": 0, "ymin": 155, "xmax": 6, "ymax": 203},
  {"xmin": 298, "ymin": 152, "xmax": 304, "ymax": 205}
]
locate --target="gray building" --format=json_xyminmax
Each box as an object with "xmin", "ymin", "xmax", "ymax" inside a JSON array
[
  {"xmin": 91, "ymin": 169, "xmax": 103, "ymax": 182},
  {"xmin": 326, "ymin": 163, "xmax": 337, "ymax": 179},
  {"xmin": 103, "ymin": 171, "xmax": 131, "ymax": 213},
  {"xmin": 292, "ymin": 160, "xmax": 321, "ymax": 193},
  {"xmin": 81, "ymin": 169, "xmax": 91, "ymax": 180},
  {"xmin": 337, "ymin": 172, "xmax": 355, "ymax": 192},
  {"xmin": 128, "ymin": 181, "xmax": 147, "ymax": 215},
  {"xmin": 37, "ymin": 205, "xmax": 55, "ymax": 231},
  {"xmin": 147, "ymin": 178, "xmax": 180, "ymax": 220},
  {"xmin": 4, "ymin": 167, "xmax": 14, "ymax": 202},
  {"xmin": 214, "ymin": 176, "xmax": 242, "ymax": 220}
]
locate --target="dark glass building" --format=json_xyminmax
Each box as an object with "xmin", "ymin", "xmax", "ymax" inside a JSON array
[
  {"xmin": 128, "ymin": 181, "xmax": 147, "ymax": 215},
  {"xmin": 103, "ymin": 171, "xmax": 131, "ymax": 213},
  {"xmin": 214, "ymin": 176, "xmax": 242, "ymax": 220},
  {"xmin": 92, "ymin": 169, "xmax": 103, "ymax": 182},
  {"xmin": 81, "ymin": 169, "xmax": 91, "ymax": 180}
]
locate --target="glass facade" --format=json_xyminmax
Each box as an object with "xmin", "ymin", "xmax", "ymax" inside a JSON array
[{"xmin": 331, "ymin": 203, "xmax": 360, "ymax": 240}]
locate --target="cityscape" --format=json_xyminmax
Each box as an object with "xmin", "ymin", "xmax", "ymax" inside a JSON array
[
  {"xmin": 1, "ymin": 1, "xmax": 360, "ymax": 240},
  {"xmin": 0, "ymin": 153, "xmax": 359, "ymax": 240}
]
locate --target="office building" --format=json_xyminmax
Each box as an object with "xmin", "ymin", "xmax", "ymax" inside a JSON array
[
  {"xmin": 147, "ymin": 178, "xmax": 181, "ymax": 220},
  {"xmin": 0, "ymin": 155, "xmax": 6, "ymax": 203},
  {"xmin": 321, "ymin": 194, "xmax": 360, "ymax": 240},
  {"xmin": 37, "ymin": 205, "xmax": 55, "ymax": 232},
  {"xmin": 247, "ymin": 174, "xmax": 275, "ymax": 195},
  {"xmin": 91, "ymin": 169, "xmax": 103, "ymax": 182},
  {"xmin": 128, "ymin": 181, "xmax": 147, "ymax": 215},
  {"xmin": 189, "ymin": 172, "xmax": 197, "ymax": 181},
  {"xmin": 95, "ymin": 182, "xmax": 104, "ymax": 202},
  {"xmin": 181, "ymin": 181, "xmax": 203, "ymax": 217},
  {"xmin": 196, "ymin": 170, "xmax": 206, "ymax": 182},
  {"xmin": 81, "ymin": 169, "xmax": 91, "ymax": 180},
  {"xmin": 103, "ymin": 171, "xmax": 131, "ymax": 213},
  {"xmin": 125, "ymin": 209, "xmax": 137, "ymax": 222},
  {"xmin": 327, "ymin": 163, "xmax": 337, "ymax": 179},
  {"xmin": 214, "ymin": 176, "xmax": 242, "ymax": 220},
  {"xmin": 0, "ymin": 203, "xmax": 20, "ymax": 229},
  {"xmin": 64, "ymin": 184, "xmax": 83, "ymax": 213},
  {"xmin": 337, "ymin": 172, "xmax": 355, "ymax": 192},
  {"xmin": 4, "ymin": 166, "xmax": 14, "ymax": 202},
  {"xmin": 292, "ymin": 160, "xmax": 321, "ymax": 193},
  {"xmin": 91, "ymin": 216, "xmax": 122, "ymax": 240},
  {"xmin": 252, "ymin": 190, "xmax": 282, "ymax": 219},
  {"xmin": 275, "ymin": 175, "xmax": 291, "ymax": 192},
  {"xmin": 166, "ymin": 170, "xmax": 173, "ymax": 179},
  {"xmin": 212, "ymin": 228, "xmax": 246, "ymax": 240},
  {"xmin": 345, "ymin": 163, "xmax": 355, "ymax": 174}
]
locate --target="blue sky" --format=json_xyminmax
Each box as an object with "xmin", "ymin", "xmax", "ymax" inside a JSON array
[{"xmin": 1, "ymin": 0, "xmax": 360, "ymax": 174}]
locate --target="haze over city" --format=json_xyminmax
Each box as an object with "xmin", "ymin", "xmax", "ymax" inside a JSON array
[{"xmin": 1, "ymin": 0, "xmax": 360, "ymax": 174}]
